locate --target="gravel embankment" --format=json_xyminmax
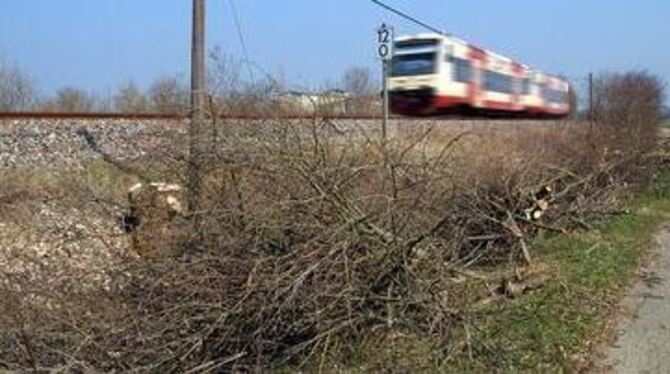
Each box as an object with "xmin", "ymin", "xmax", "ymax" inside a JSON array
[
  {"xmin": 0, "ymin": 118, "xmax": 556, "ymax": 168},
  {"xmin": 0, "ymin": 199, "xmax": 130, "ymax": 291},
  {"xmin": 0, "ymin": 118, "xmax": 187, "ymax": 168},
  {"xmin": 0, "ymin": 118, "xmax": 185, "ymax": 289}
]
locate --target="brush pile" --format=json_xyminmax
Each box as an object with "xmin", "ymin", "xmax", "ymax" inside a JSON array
[{"xmin": 0, "ymin": 71, "xmax": 665, "ymax": 371}]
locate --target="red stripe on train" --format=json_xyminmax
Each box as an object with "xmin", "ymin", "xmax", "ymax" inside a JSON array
[{"xmin": 482, "ymin": 100, "xmax": 521, "ymax": 111}]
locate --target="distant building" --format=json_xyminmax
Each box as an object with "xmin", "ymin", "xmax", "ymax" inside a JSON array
[{"xmin": 275, "ymin": 89, "xmax": 350, "ymax": 115}]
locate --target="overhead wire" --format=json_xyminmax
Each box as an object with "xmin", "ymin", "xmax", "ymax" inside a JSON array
[
  {"xmin": 227, "ymin": 0, "xmax": 255, "ymax": 83},
  {"xmin": 370, "ymin": 0, "xmax": 446, "ymax": 35}
]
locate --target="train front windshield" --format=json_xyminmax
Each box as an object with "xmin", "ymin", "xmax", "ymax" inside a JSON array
[{"xmin": 390, "ymin": 53, "xmax": 437, "ymax": 77}]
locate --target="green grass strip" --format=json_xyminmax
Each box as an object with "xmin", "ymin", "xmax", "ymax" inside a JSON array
[{"xmin": 450, "ymin": 172, "xmax": 670, "ymax": 372}]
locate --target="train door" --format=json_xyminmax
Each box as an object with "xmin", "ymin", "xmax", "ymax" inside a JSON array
[
  {"xmin": 511, "ymin": 63, "xmax": 523, "ymax": 112},
  {"xmin": 468, "ymin": 47, "xmax": 486, "ymax": 109}
]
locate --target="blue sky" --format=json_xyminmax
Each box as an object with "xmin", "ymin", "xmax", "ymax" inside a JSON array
[{"xmin": 0, "ymin": 0, "xmax": 668, "ymax": 99}]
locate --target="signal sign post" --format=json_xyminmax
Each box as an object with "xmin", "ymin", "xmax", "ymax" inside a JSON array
[{"xmin": 377, "ymin": 23, "xmax": 393, "ymax": 141}]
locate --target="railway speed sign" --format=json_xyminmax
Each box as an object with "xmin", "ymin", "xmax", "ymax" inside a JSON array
[{"xmin": 377, "ymin": 23, "xmax": 393, "ymax": 60}]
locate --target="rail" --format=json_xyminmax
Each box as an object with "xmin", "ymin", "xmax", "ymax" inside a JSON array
[{"xmin": 0, "ymin": 112, "xmax": 387, "ymax": 121}]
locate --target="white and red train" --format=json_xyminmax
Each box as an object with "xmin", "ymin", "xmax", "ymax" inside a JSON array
[{"xmin": 389, "ymin": 33, "xmax": 571, "ymax": 117}]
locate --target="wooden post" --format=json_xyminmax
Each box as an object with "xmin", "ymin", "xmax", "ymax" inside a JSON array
[{"xmin": 382, "ymin": 59, "xmax": 389, "ymax": 140}]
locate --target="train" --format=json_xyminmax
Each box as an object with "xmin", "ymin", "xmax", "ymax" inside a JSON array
[{"xmin": 388, "ymin": 33, "xmax": 572, "ymax": 118}]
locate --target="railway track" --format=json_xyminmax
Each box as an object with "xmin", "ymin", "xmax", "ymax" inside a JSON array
[
  {"xmin": 0, "ymin": 112, "xmax": 382, "ymax": 121},
  {"xmin": 0, "ymin": 112, "xmax": 184, "ymax": 120},
  {"xmin": 0, "ymin": 111, "xmax": 553, "ymax": 122}
]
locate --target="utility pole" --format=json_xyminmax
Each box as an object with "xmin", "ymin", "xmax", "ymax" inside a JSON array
[
  {"xmin": 588, "ymin": 72, "xmax": 594, "ymax": 123},
  {"xmin": 188, "ymin": 0, "xmax": 206, "ymax": 232}
]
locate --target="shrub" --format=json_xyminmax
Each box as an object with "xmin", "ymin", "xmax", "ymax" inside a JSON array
[
  {"xmin": 593, "ymin": 71, "xmax": 665, "ymax": 151},
  {"xmin": 0, "ymin": 61, "xmax": 36, "ymax": 111}
]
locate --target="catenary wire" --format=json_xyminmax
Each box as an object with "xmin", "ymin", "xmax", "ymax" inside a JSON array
[{"xmin": 227, "ymin": 0, "xmax": 255, "ymax": 82}]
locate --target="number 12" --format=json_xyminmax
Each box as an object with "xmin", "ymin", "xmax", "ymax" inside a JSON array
[{"xmin": 378, "ymin": 28, "xmax": 390, "ymax": 44}]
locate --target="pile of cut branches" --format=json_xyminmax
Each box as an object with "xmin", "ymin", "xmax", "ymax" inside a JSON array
[{"xmin": 0, "ymin": 71, "xmax": 664, "ymax": 372}]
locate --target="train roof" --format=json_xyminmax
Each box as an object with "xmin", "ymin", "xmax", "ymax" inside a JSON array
[{"xmin": 394, "ymin": 33, "xmax": 566, "ymax": 83}]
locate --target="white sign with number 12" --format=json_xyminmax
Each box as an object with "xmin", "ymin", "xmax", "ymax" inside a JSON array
[{"xmin": 377, "ymin": 24, "xmax": 393, "ymax": 61}]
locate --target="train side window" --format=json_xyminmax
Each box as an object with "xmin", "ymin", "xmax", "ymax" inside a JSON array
[
  {"xmin": 452, "ymin": 58, "xmax": 472, "ymax": 83},
  {"xmin": 522, "ymin": 79, "xmax": 531, "ymax": 95},
  {"xmin": 484, "ymin": 71, "xmax": 513, "ymax": 94},
  {"xmin": 542, "ymin": 87, "xmax": 567, "ymax": 103}
]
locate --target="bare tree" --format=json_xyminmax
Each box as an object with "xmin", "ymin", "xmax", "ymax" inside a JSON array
[
  {"xmin": 148, "ymin": 76, "xmax": 189, "ymax": 115},
  {"xmin": 568, "ymin": 84, "xmax": 578, "ymax": 120},
  {"xmin": 95, "ymin": 90, "xmax": 115, "ymax": 112},
  {"xmin": 340, "ymin": 66, "xmax": 379, "ymax": 116},
  {"xmin": 593, "ymin": 71, "xmax": 665, "ymax": 150},
  {"xmin": 207, "ymin": 48, "xmax": 243, "ymax": 115},
  {"xmin": 41, "ymin": 87, "xmax": 96, "ymax": 113},
  {"xmin": 662, "ymin": 105, "xmax": 670, "ymax": 123},
  {"xmin": 0, "ymin": 61, "xmax": 37, "ymax": 111},
  {"xmin": 207, "ymin": 48, "xmax": 283, "ymax": 116},
  {"xmin": 341, "ymin": 66, "xmax": 375, "ymax": 97},
  {"xmin": 114, "ymin": 80, "xmax": 150, "ymax": 113}
]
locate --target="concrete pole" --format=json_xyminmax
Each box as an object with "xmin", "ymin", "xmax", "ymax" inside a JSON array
[
  {"xmin": 188, "ymin": 0, "xmax": 206, "ymax": 225},
  {"xmin": 588, "ymin": 72, "xmax": 594, "ymax": 123}
]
